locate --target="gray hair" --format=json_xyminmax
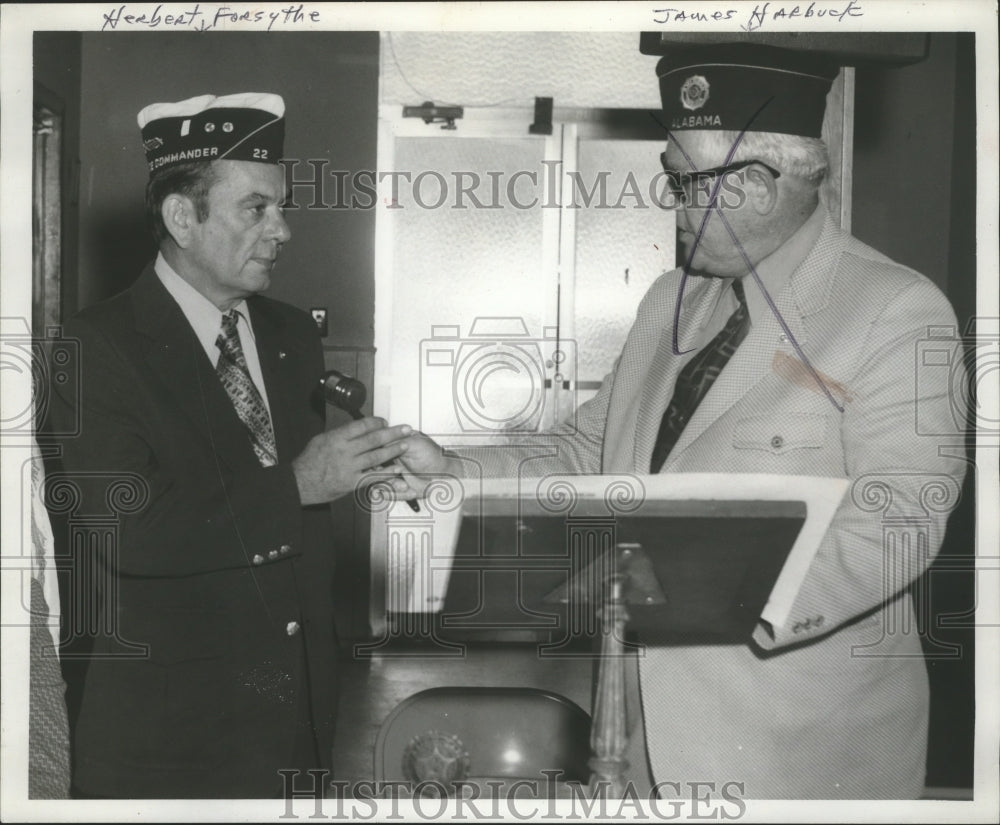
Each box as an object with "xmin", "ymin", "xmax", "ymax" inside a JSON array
[{"xmin": 681, "ymin": 130, "xmax": 829, "ymax": 184}]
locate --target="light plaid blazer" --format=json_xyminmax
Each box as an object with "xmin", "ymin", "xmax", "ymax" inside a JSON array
[{"xmin": 461, "ymin": 211, "xmax": 967, "ymax": 798}]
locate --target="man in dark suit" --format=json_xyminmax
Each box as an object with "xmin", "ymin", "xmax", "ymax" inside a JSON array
[{"xmin": 49, "ymin": 92, "xmax": 412, "ymax": 798}]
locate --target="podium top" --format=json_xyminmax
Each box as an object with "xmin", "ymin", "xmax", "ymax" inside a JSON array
[{"xmin": 384, "ymin": 474, "xmax": 848, "ymax": 641}]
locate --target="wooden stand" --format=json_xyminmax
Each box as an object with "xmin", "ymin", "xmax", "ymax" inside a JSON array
[
  {"xmin": 582, "ymin": 542, "xmax": 666, "ymax": 796},
  {"xmin": 587, "ymin": 572, "xmax": 630, "ymax": 798},
  {"xmin": 439, "ymin": 485, "xmax": 818, "ymax": 797}
]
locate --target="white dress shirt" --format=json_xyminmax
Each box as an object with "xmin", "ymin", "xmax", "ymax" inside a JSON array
[{"xmin": 154, "ymin": 252, "xmax": 272, "ymax": 415}]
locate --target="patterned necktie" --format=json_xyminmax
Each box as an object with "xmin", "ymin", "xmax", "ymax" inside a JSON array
[
  {"xmin": 216, "ymin": 310, "xmax": 278, "ymax": 467},
  {"xmin": 649, "ymin": 278, "xmax": 750, "ymax": 473}
]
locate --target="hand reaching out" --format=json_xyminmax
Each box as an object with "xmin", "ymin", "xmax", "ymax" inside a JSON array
[
  {"xmin": 392, "ymin": 431, "xmax": 464, "ymax": 501},
  {"xmin": 291, "ymin": 417, "xmax": 414, "ymax": 506}
]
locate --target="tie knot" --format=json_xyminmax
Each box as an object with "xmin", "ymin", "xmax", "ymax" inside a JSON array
[{"xmin": 217, "ymin": 310, "xmax": 243, "ymax": 356}]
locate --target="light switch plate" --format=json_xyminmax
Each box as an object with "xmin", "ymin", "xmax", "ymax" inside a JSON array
[{"xmin": 310, "ymin": 307, "xmax": 328, "ymax": 337}]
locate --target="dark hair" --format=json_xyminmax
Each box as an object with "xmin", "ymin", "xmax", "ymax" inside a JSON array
[{"xmin": 144, "ymin": 160, "xmax": 218, "ymax": 244}]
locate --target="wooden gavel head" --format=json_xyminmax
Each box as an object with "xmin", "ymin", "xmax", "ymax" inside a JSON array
[{"xmin": 320, "ymin": 370, "xmax": 367, "ymax": 420}]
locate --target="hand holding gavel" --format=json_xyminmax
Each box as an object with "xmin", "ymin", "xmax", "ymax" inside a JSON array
[{"xmin": 319, "ymin": 370, "xmax": 421, "ymax": 512}]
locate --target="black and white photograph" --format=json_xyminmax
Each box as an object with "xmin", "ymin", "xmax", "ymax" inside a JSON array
[{"xmin": 1, "ymin": 2, "xmax": 997, "ymax": 821}]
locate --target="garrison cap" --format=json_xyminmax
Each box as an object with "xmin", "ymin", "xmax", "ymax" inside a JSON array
[
  {"xmin": 657, "ymin": 45, "xmax": 839, "ymax": 138},
  {"xmin": 137, "ymin": 92, "xmax": 285, "ymax": 174}
]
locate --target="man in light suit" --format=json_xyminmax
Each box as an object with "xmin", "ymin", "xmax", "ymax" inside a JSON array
[
  {"xmin": 49, "ymin": 92, "xmax": 413, "ymax": 798},
  {"xmin": 399, "ymin": 46, "xmax": 967, "ymax": 798}
]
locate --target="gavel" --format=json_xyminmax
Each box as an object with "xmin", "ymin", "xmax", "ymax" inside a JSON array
[
  {"xmin": 320, "ymin": 369, "xmax": 367, "ymax": 419},
  {"xmin": 320, "ymin": 370, "xmax": 420, "ymax": 512}
]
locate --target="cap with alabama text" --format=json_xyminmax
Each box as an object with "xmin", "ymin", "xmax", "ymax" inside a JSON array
[
  {"xmin": 656, "ymin": 45, "xmax": 839, "ymax": 138},
  {"xmin": 137, "ymin": 92, "xmax": 285, "ymax": 174}
]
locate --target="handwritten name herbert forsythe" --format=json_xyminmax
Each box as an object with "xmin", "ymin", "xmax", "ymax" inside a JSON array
[
  {"xmin": 653, "ymin": 0, "xmax": 863, "ymax": 31},
  {"xmin": 101, "ymin": 3, "xmax": 321, "ymax": 32}
]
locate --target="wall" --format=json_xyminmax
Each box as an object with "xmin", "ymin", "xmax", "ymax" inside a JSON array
[
  {"xmin": 76, "ymin": 31, "xmax": 379, "ymax": 349},
  {"xmin": 852, "ymin": 35, "xmax": 959, "ymax": 296},
  {"xmin": 853, "ymin": 33, "xmax": 977, "ymax": 791}
]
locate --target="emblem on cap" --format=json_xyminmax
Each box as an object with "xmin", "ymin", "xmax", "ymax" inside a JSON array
[
  {"xmin": 137, "ymin": 92, "xmax": 286, "ymax": 174},
  {"xmin": 680, "ymin": 75, "xmax": 710, "ymax": 111}
]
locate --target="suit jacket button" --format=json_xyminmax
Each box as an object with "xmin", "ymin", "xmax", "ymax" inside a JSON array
[
  {"xmin": 252, "ymin": 554, "xmax": 265, "ymax": 565},
  {"xmin": 268, "ymin": 549, "xmax": 279, "ymax": 560},
  {"xmin": 770, "ymin": 435, "xmax": 784, "ymax": 449},
  {"xmin": 286, "ymin": 621, "xmax": 301, "ymax": 636},
  {"xmin": 280, "ymin": 544, "xmax": 292, "ymax": 554}
]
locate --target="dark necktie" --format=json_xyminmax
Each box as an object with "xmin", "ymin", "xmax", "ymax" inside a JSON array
[
  {"xmin": 216, "ymin": 310, "xmax": 278, "ymax": 467},
  {"xmin": 649, "ymin": 278, "xmax": 750, "ymax": 473}
]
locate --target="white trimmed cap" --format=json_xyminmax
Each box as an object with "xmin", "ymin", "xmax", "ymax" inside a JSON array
[{"xmin": 137, "ymin": 92, "xmax": 285, "ymax": 129}]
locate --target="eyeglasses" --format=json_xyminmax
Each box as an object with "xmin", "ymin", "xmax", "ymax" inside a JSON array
[{"xmin": 658, "ymin": 155, "xmax": 782, "ymax": 207}]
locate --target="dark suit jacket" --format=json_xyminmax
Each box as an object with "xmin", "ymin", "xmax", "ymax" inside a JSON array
[{"xmin": 49, "ymin": 264, "xmax": 338, "ymax": 798}]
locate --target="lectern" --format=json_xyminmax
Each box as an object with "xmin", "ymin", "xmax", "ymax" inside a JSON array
[{"xmin": 373, "ymin": 473, "xmax": 848, "ymax": 795}]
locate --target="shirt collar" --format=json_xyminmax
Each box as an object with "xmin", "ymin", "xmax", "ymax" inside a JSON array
[
  {"xmin": 742, "ymin": 203, "xmax": 827, "ymax": 324},
  {"xmin": 154, "ymin": 252, "xmax": 251, "ymax": 360}
]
